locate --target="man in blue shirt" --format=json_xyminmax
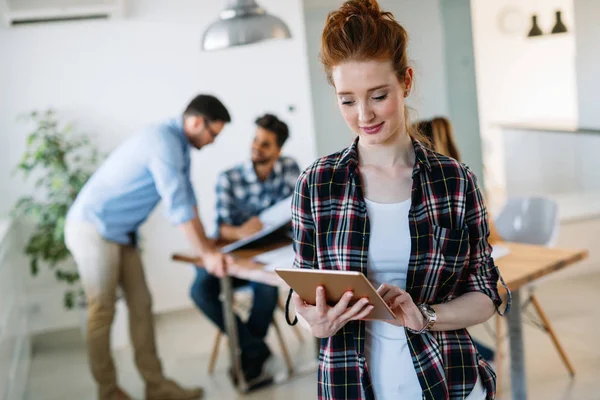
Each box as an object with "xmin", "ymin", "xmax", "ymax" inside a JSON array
[
  {"xmin": 189, "ymin": 114, "xmax": 300, "ymax": 388},
  {"xmin": 65, "ymin": 94, "xmax": 231, "ymax": 400}
]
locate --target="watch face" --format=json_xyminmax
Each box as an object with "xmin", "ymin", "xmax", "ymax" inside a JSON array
[{"xmin": 420, "ymin": 304, "xmax": 433, "ymax": 315}]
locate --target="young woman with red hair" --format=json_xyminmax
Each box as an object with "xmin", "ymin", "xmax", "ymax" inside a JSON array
[{"xmin": 287, "ymin": 1, "xmax": 509, "ymax": 399}]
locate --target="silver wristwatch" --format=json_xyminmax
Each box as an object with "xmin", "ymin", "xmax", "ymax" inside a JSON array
[{"xmin": 407, "ymin": 304, "xmax": 437, "ymax": 334}]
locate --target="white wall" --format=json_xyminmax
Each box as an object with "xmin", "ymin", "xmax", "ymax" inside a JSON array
[
  {"xmin": 0, "ymin": 0, "xmax": 317, "ymax": 331},
  {"xmin": 303, "ymin": 0, "xmax": 449, "ymax": 157},
  {"xmin": 471, "ymin": 0, "xmax": 578, "ymax": 210},
  {"xmin": 574, "ymin": 0, "xmax": 600, "ymax": 129},
  {"xmin": 472, "ymin": 0, "xmax": 577, "ymax": 126}
]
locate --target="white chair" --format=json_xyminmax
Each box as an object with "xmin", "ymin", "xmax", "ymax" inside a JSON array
[
  {"xmin": 493, "ymin": 196, "xmax": 575, "ymax": 391},
  {"xmin": 494, "ymin": 197, "xmax": 559, "ymax": 247}
]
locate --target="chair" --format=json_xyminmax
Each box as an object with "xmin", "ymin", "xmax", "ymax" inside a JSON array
[
  {"xmin": 494, "ymin": 197, "xmax": 559, "ymax": 247},
  {"xmin": 493, "ymin": 197, "xmax": 574, "ymax": 393},
  {"xmin": 207, "ymin": 289, "xmax": 304, "ymax": 377}
]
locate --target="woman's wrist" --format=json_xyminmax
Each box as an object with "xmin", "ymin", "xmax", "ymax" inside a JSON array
[
  {"xmin": 405, "ymin": 307, "xmax": 427, "ymax": 332},
  {"xmin": 407, "ymin": 304, "xmax": 437, "ymax": 334},
  {"xmin": 413, "ymin": 308, "xmax": 426, "ymax": 330},
  {"xmin": 417, "ymin": 309, "xmax": 427, "ymax": 330}
]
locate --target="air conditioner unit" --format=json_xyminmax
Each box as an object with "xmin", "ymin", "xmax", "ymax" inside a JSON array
[{"xmin": 0, "ymin": 0, "xmax": 126, "ymax": 27}]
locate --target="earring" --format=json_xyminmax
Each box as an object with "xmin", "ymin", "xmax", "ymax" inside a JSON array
[{"xmin": 404, "ymin": 90, "xmax": 410, "ymax": 98}]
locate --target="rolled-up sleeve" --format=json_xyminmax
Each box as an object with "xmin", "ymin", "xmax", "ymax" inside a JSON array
[
  {"xmin": 292, "ymin": 171, "xmax": 317, "ymax": 270},
  {"xmin": 464, "ymin": 167, "xmax": 509, "ymax": 315},
  {"xmin": 148, "ymin": 134, "xmax": 196, "ymax": 225}
]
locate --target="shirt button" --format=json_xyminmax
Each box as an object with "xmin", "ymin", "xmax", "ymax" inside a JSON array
[{"xmin": 362, "ymin": 235, "xmax": 366, "ymax": 241}]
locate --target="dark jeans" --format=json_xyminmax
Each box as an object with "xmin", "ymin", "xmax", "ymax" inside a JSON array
[{"xmin": 190, "ymin": 267, "xmax": 279, "ymax": 357}]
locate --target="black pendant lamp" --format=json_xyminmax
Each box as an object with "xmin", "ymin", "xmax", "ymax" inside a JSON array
[
  {"xmin": 551, "ymin": 10, "xmax": 568, "ymax": 34},
  {"xmin": 527, "ymin": 14, "xmax": 543, "ymax": 37}
]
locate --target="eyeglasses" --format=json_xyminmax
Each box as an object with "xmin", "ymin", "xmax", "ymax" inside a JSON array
[{"xmin": 204, "ymin": 119, "xmax": 219, "ymax": 138}]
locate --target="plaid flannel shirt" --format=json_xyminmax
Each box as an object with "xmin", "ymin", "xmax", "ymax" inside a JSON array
[
  {"xmin": 215, "ymin": 156, "xmax": 300, "ymax": 232},
  {"xmin": 290, "ymin": 138, "xmax": 509, "ymax": 400}
]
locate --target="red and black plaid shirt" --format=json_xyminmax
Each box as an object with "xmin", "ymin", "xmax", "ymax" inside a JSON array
[{"xmin": 290, "ymin": 138, "xmax": 509, "ymax": 400}]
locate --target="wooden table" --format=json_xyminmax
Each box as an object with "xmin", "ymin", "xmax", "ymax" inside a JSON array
[
  {"xmin": 173, "ymin": 241, "xmax": 588, "ymax": 399},
  {"xmin": 172, "ymin": 237, "xmax": 290, "ymax": 287},
  {"xmin": 493, "ymin": 243, "xmax": 587, "ymax": 400}
]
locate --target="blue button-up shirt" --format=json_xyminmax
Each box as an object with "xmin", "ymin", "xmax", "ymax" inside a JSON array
[
  {"xmin": 67, "ymin": 118, "xmax": 197, "ymax": 245},
  {"xmin": 215, "ymin": 156, "xmax": 300, "ymax": 233}
]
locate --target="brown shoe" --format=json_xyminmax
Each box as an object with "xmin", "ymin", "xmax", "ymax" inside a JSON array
[
  {"xmin": 146, "ymin": 379, "xmax": 203, "ymax": 400},
  {"xmin": 99, "ymin": 387, "xmax": 133, "ymax": 400}
]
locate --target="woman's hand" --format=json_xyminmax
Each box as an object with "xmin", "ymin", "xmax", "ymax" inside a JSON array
[
  {"xmin": 377, "ymin": 284, "xmax": 426, "ymax": 331},
  {"xmin": 292, "ymin": 286, "xmax": 374, "ymax": 338}
]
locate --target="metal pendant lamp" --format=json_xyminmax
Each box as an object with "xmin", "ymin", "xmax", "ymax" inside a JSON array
[{"xmin": 201, "ymin": 0, "xmax": 292, "ymax": 52}]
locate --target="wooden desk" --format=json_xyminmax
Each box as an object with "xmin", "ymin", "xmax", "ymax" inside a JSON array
[
  {"xmin": 174, "ymin": 241, "xmax": 588, "ymax": 292},
  {"xmin": 495, "ymin": 243, "xmax": 588, "ymax": 291},
  {"xmin": 172, "ymin": 238, "xmax": 290, "ymax": 287},
  {"xmin": 173, "ymin": 241, "xmax": 588, "ymax": 399},
  {"xmin": 493, "ymin": 243, "xmax": 587, "ymax": 400}
]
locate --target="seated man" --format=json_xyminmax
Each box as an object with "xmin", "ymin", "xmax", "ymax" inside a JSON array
[{"xmin": 190, "ymin": 113, "xmax": 300, "ymax": 386}]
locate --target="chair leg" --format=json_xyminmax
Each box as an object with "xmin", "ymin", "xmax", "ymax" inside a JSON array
[
  {"xmin": 208, "ymin": 330, "xmax": 222, "ymax": 375},
  {"xmin": 291, "ymin": 324, "xmax": 305, "ymax": 343},
  {"xmin": 290, "ymin": 323, "xmax": 305, "ymax": 344},
  {"xmin": 272, "ymin": 318, "xmax": 294, "ymax": 376},
  {"xmin": 278, "ymin": 297, "xmax": 304, "ymax": 343},
  {"xmin": 530, "ymin": 294, "xmax": 576, "ymax": 377},
  {"xmin": 495, "ymin": 314, "xmax": 503, "ymax": 398}
]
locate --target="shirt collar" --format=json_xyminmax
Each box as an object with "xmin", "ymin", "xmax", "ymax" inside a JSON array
[
  {"xmin": 271, "ymin": 158, "xmax": 283, "ymax": 177},
  {"xmin": 339, "ymin": 136, "xmax": 431, "ymax": 175},
  {"xmin": 242, "ymin": 158, "xmax": 284, "ymax": 183},
  {"xmin": 167, "ymin": 116, "xmax": 190, "ymax": 147},
  {"xmin": 412, "ymin": 138, "xmax": 432, "ymax": 174},
  {"xmin": 242, "ymin": 159, "xmax": 258, "ymax": 183}
]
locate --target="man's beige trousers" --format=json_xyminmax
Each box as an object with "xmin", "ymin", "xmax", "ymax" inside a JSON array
[{"xmin": 65, "ymin": 221, "xmax": 163, "ymax": 396}]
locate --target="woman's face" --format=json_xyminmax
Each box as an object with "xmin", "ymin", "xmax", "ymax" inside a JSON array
[{"xmin": 331, "ymin": 59, "xmax": 412, "ymax": 146}]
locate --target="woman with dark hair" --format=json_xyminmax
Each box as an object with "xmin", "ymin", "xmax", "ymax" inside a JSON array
[{"xmin": 286, "ymin": 1, "xmax": 509, "ymax": 399}]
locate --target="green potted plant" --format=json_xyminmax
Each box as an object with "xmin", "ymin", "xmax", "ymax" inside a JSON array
[{"xmin": 12, "ymin": 109, "xmax": 101, "ymax": 309}]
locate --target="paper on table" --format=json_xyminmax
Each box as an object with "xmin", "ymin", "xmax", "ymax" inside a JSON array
[
  {"xmin": 259, "ymin": 195, "xmax": 292, "ymax": 226},
  {"xmin": 220, "ymin": 195, "xmax": 292, "ymax": 254},
  {"xmin": 253, "ymin": 244, "xmax": 295, "ymax": 271},
  {"xmin": 492, "ymin": 244, "xmax": 511, "ymax": 260}
]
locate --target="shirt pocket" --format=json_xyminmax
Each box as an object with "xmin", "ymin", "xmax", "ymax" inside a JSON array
[{"xmin": 430, "ymin": 224, "xmax": 470, "ymax": 288}]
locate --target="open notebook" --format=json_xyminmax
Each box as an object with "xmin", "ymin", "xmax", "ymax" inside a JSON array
[{"xmin": 220, "ymin": 195, "xmax": 292, "ymax": 254}]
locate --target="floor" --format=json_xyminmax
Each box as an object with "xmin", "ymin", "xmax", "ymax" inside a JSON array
[{"xmin": 25, "ymin": 218, "xmax": 600, "ymax": 400}]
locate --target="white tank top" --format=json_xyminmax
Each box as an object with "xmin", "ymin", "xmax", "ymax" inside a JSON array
[{"xmin": 363, "ymin": 198, "xmax": 486, "ymax": 399}]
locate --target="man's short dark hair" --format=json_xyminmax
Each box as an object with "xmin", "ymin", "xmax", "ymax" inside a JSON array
[
  {"xmin": 184, "ymin": 94, "xmax": 231, "ymax": 123},
  {"xmin": 255, "ymin": 113, "xmax": 289, "ymax": 148}
]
